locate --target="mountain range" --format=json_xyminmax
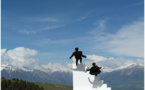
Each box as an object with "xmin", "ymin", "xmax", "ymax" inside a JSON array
[
  {"xmin": 1, "ymin": 63, "xmax": 144, "ymax": 90},
  {"xmin": 100, "ymin": 64, "xmax": 144, "ymax": 90},
  {"xmin": 1, "ymin": 65, "xmax": 73, "ymax": 85}
]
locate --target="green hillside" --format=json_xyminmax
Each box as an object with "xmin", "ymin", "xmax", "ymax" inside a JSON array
[
  {"xmin": 1, "ymin": 77, "xmax": 73, "ymax": 90},
  {"xmin": 1, "ymin": 77, "xmax": 44, "ymax": 90},
  {"xmin": 35, "ymin": 82, "xmax": 73, "ymax": 90}
]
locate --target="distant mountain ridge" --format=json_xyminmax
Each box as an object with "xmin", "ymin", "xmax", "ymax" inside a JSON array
[
  {"xmin": 1, "ymin": 63, "xmax": 144, "ymax": 90},
  {"xmin": 1, "ymin": 64, "xmax": 73, "ymax": 85},
  {"xmin": 100, "ymin": 64, "xmax": 144, "ymax": 90}
]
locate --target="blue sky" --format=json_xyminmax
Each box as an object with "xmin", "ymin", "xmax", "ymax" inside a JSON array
[{"xmin": 1, "ymin": 0, "xmax": 144, "ymax": 68}]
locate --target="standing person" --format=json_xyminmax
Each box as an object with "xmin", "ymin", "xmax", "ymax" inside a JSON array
[
  {"xmin": 69, "ymin": 47, "xmax": 86, "ymax": 66},
  {"xmin": 86, "ymin": 62, "xmax": 102, "ymax": 76}
]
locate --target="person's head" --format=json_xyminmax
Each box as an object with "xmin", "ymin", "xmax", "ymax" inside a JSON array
[
  {"xmin": 92, "ymin": 62, "xmax": 96, "ymax": 66},
  {"xmin": 75, "ymin": 47, "xmax": 79, "ymax": 51}
]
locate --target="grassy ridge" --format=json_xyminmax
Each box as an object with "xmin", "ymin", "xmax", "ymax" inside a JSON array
[
  {"xmin": 35, "ymin": 82, "xmax": 73, "ymax": 90},
  {"xmin": 2, "ymin": 77, "xmax": 72, "ymax": 90},
  {"xmin": 1, "ymin": 77, "xmax": 44, "ymax": 90}
]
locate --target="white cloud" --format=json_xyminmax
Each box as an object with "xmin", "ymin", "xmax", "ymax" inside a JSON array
[
  {"xmin": 1, "ymin": 47, "xmax": 144, "ymax": 74},
  {"xmin": 106, "ymin": 20, "xmax": 144, "ymax": 58},
  {"xmin": 19, "ymin": 25, "xmax": 63, "ymax": 35},
  {"xmin": 1, "ymin": 49, "xmax": 6, "ymax": 54},
  {"xmin": 19, "ymin": 17, "xmax": 62, "ymax": 35},
  {"xmin": 97, "ymin": 57, "xmax": 144, "ymax": 69},
  {"xmin": 37, "ymin": 38, "xmax": 73, "ymax": 45},
  {"xmin": 1, "ymin": 47, "xmax": 38, "ymax": 68},
  {"xmin": 19, "ymin": 30, "xmax": 36, "ymax": 35},
  {"xmin": 86, "ymin": 54, "xmax": 144, "ymax": 69},
  {"xmin": 1, "ymin": 49, "xmax": 9, "ymax": 64},
  {"xmin": 1, "ymin": 47, "xmax": 73, "ymax": 72},
  {"xmin": 23, "ymin": 17, "xmax": 59, "ymax": 22},
  {"xmin": 87, "ymin": 55, "xmax": 107, "ymax": 62},
  {"xmin": 37, "ymin": 18, "xmax": 59, "ymax": 22},
  {"xmin": 35, "ymin": 62, "xmax": 72, "ymax": 73},
  {"xmin": 37, "ymin": 56, "xmax": 143, "ymax": 73},
  {"xmin": 2, "ymin": 47, "xmax": 143, "ymax": 73},
  {"xmin": 136, "ymin": 59, "xmax": 144, "ymax": 66},
  {"xmin": 128, "ymin": 2, "xmax": 144, "ymax": 7},
  {"xmin": 77, "ymin": 16, "xmax": 88, "ymax": 21},
  {"xmin": 89, "ymin": 19, "xmax": 107, "ymax": 35},
  {"xmin": 91, "ymin": 18, "xmax": 144, "ymax": 58},
  {"xmin": 43, "ymin": 25, "xmax": 63, "ymax": 30}
]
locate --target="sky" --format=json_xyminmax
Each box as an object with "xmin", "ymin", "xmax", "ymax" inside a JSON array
[{"xmin": 1, "ymin": 0, "xmax": 144, "ymax": 69}]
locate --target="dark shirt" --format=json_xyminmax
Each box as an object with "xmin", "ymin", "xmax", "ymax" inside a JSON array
[
  {"xmin": 72, "ymin": 51, "xmax": 82, "ymax": 59},
  {"xmin": 90, "ymin": 66, "xmax": 100, "ymax": 72},
  {"xmin": 70, "ymin": 51, "xmax": 86, "ymax": 59},
  {"xmin": 87, "ymin": 65, "xmax": 101, "ymax": 75}
]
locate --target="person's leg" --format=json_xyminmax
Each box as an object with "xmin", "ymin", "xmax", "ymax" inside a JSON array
[
  {"xmin": 76, "ymin": 59, "xmax": 78, "ymax": 66},
  {"xmin": 80, "ymin": 58, "xmax": 82, "ymax": 64},
  {"xmin": 94, "ymin": 72, "xmax": 97, "ymax": 76}
]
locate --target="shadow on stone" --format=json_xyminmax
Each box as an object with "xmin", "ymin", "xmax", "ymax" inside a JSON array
[
  {"xmin": 73, "ymin": 64, "xmax": 87, "ymax": 72},
  {"xmin": 88, "ymin": 76, "xmax": 103, "ymax": 88}
]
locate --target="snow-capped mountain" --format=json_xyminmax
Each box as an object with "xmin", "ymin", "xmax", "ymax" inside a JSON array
[
  {"xmin": 1, "ymin": 64, "xmax": 73, "ymax": 85},
  {"xmin": 101, "ymin": 63, "xmax": 143, "ymax": 73},
  {"xmin": 1, "ymin": 65, "xmax": 33, "ymax": 72},
  {"xmin": 100, "ymin": 64, "xmax": 144, "ymax": 90},
  {"xmin": 1, "ymin": 63, "xmax": 144, "ymax": 89}
]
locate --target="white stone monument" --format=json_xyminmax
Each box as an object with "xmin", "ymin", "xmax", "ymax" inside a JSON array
[{"xmin": 73, "ymin": 63, "xmax": 111, "ymax": 90}]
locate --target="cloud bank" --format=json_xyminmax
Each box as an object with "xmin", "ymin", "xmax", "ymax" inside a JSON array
[
  {"xmin": 87, "ymin": 55, "xmax": 107, "ymax": 62},
  {"xmin": 92, "ymin": 18, "xmax": 144, "ymax": 58},
  {"xmin": 1, "ymin": 47, "xmax": 143, "ymax": 73},
  {"xmin": 1, "ymin": 47, "xmax": 38, "ymax": 68},
  {"xmin": 1, "ymin": 47, "xmax": 72, "ymax": 72},
  {"xmin": 86, "ymin": 54, "xmax": 144, "ymax": 69}
]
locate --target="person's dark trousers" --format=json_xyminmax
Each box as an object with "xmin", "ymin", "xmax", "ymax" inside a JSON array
[
  {"xmin": 76, "ymin": 59, "xmax": 82, "ymax": 66},
  {"xmin": 80, "ymin": 58, "xmax": 82, "ymax": 64},
  {"xmin": 76, "ymin": 59, "xmax": 78, "ymax": 66}
]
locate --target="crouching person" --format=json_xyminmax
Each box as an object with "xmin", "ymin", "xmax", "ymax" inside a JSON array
[{"xmin": 86, "ymin": 62, "xmax": 102, "ymax": 76}]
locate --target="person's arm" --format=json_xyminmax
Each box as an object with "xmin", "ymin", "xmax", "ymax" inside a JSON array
[
  {"xmin": 99, "ymin": 67, "xmax": 102, "ymax": 69},
  {"xmin": 82, "ymin": 54, "xmax": 86, "ymax": 58},
  {"xmin": 96, "ymin": 65, "xmax": 102, "ymax": 69},
  {"xmin": 69, "ymin": 53, "xmax": 74, "ymax": 59},
  {"xmin": 80, "ymin": 51, "xmax": 86, "ymax": 58}
]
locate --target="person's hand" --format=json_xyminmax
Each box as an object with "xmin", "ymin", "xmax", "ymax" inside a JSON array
[{"xmin": 86, "ymin": 67, "xmax": 89, "ymax": 71}]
